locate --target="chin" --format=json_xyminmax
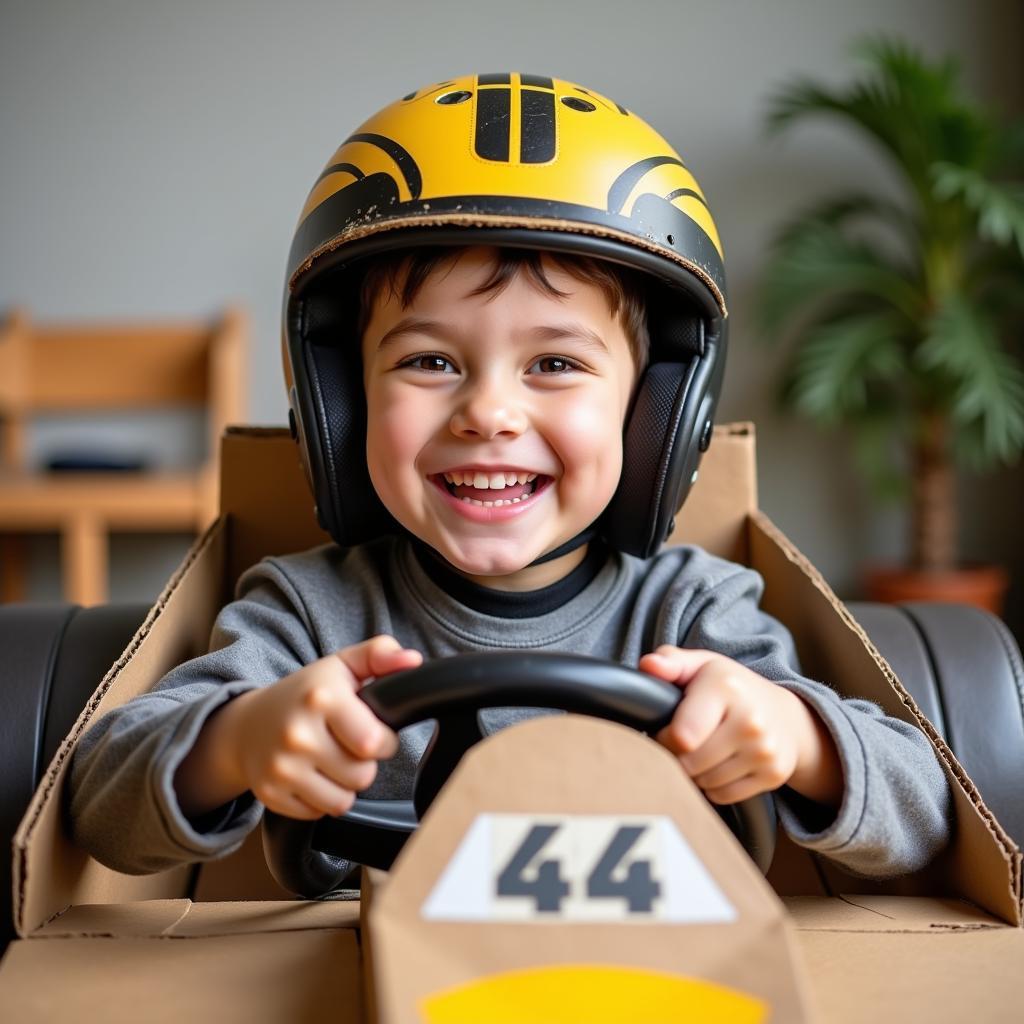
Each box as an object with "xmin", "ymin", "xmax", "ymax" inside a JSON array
[{"xmin": 439, "ymin": 540, "xmax": 537, "ymax": 578}]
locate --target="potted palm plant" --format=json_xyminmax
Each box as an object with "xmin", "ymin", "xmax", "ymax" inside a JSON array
[{"xmin": 758, "ymin": 37, "xmax": 1024, "ymax": 612}]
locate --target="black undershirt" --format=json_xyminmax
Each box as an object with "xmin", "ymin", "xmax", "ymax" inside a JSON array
[{"xmin": 411, "ymin": 538, "xmax": 610, "ymax": 618}]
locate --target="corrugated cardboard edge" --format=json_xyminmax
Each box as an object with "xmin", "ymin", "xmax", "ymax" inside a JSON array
[
  {"xmin": 751, "ymin": 510, "xmax": 1022, "ymax": 924},
  {"xmin": 361, "ymin": 869, "xmax": 384, "ymax": 1024},
  {"xmin": 11, "ymin": 516, "xmax": 228, "ymax": 939},
  {"xmin": 32, "ymin": 899, "xmax": 360, "ymax": 939}
]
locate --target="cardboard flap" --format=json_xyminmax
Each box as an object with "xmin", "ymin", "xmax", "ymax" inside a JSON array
[
  {"xmin": 12, "ymin": 519, "xmax": 230, "ymax": 937},
  {"xmin": 749, "ymin": 511, "xmax": 1022, "ymax": 924},
  {"xmin": 221, "ymin": 427, "xmax": 330, "ymax": 588},
  {"xmin": 368, "ymin": 715, "xmax": 813, "ymax": 1023}
]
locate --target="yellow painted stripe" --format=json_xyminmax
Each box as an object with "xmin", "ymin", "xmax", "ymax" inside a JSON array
[{"xmin": 419, "ymin": 964, "xmax": 768, "ymax": 1023}]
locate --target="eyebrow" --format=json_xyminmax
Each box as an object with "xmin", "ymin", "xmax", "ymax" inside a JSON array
[
  {"xmin": 374, "ymin": 316, "xmax": 609, "ymax": 353},
  {"xmin": 375, "ymin": 317, "xmax": 446, "ymax": 349}
]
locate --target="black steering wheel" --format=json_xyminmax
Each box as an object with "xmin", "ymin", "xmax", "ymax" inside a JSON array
[{"xmin": 262, "ymin": 652, "xmax": 777, "ymax": 898}]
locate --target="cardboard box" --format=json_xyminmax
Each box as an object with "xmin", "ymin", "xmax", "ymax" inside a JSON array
[{"xmin": 2, "ymin": 424, "xmax": 1022, "ymax": 1022}]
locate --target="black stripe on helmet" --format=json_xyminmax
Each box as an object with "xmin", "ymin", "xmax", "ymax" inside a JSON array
[
  {"xmin": 607, "ymin": 156, "xmax": 689, "ymax": 215},
  {"xmin": 520, "ymin": 73, "xmax": 553, "ymax": 89},
  {"xmin": 666, "ymin": 187, "xmax": 709, "ymax": 210},
  {"xmin": 475, "ymin": 87, "xmax": 511, "ymax": 162},
  {"xmin": 344, "ymin": 133, "xmax": 422, "ymax": 199},
  {"xmin": 313, "ymin": 162, "xmax": 366, "ymax": 187},
  {"xmin": 520, "ymin": 88, "xmax": 555, "ymax": 164},
  {"xmin": 478, "ymin": 72, "xmax": 511, "ymax": 85}
]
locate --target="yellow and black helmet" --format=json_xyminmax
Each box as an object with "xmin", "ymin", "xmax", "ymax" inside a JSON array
[{"xmin": 284, "ymin": 72, "xmax": 728, "ymax": 558}]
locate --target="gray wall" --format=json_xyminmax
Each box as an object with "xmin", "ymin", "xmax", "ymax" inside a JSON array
[{"xmin": 2, "ymin": 1, "xmax": 1022, "ymax": 634}]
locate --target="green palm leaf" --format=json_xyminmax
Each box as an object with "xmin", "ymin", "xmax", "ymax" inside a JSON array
[
  {"xmin": 759, "ymin": 217, "xmax": 921, "ymax": 334},
  {"xmin": 918, "ymin": 296, "xmax": 1024, "ymax": 465},
  {"xmin": 785, "ymin": 309, "xmax": 908, "ymax": 423},
  {"xmin": 766, "ymin": 36, "xmax": 991, "ymax": 200},
  {"xmin": 932, "ymin": 162, "xmax": 1024, "ymax": 257},
  {"xmin": 771, "ymin": 191, "xmax": 919, "ymax": 250}
]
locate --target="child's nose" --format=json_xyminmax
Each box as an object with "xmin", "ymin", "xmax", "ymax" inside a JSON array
[{"xmin": 449, "ymin": 380, "xmax": 528, "ymax": 439}]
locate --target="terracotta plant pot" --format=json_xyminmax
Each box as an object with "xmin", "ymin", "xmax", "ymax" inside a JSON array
[{"xmin": 863, "ymin": 564, "xmax": 1010, "ymax": 617}]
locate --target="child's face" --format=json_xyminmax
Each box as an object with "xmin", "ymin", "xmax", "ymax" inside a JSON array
[{"xmin": 361, "ymin": 246, "xmax": 636, "ymax": 589}]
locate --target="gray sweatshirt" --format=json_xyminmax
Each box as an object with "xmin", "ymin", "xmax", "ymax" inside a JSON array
[{"xmin": 68, "ymin": 537, "xmax": 952, "ymax": 880}]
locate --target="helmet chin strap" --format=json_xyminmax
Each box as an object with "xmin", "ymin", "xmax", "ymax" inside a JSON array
[
  {"xmin": 527, "ymin": 526, "xmax": 599, "ymax": 566},
  {"xmin": 405, "ymin": 524, "xmax": 600, "ymax": 575}
]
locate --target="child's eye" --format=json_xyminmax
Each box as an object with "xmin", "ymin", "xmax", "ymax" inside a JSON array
[
  {"xmin": 528, "ymin": 355, "xmax": 582, "ymax": 375},
  {"xmin": 398, "ymin": 353, "xmax": 457, "ymax": 374}
]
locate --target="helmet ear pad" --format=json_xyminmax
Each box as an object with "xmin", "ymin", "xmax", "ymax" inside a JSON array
[
  {"xmin": 288, "ymin": 289, "xmax": 396, "ymax": 548},
  {"xmin": 602, "ymin": 309, "xmax": 724, "ymax": 559},
  {"xmin": 303, "ymin": 340, "xmax": 396, "ymax": 546}
]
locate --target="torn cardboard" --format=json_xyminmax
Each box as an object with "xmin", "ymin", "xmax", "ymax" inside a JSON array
[{"xmin": 1, "ymin": 423, "xmax": 1022, "ymax": 1023}]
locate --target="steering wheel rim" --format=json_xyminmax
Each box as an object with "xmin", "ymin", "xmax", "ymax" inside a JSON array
[{"xmin": 262, "ymin": 652, "xmax": 777, "ymax": 897}]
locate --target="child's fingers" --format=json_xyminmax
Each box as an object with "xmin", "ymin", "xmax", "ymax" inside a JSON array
[
  {"xmin": 264, "ymin": 771, "xmax": 358, "ymax": 820},
  {"xmin": 689, "ymin": 751, "xmax": 751, "ymax": 793},
  {"xmin": 311, "ymin": 733, "xmax": 383, "ymax": 793},
  {"xmin": 334, "ymin": 635, "xmax": 423, "ymax": 683},
  {"xmin": 323, "ymin": 692, "xmax": 399, "ymax": 760},
  {"xmin": 257, "ymin": 786, "xmax": 328, "ymax": 821},
  {"xmin": 657, "ymin": 675, "xmax": 729, "ymax": 754},
  {"xmin": 290, "ymin": 768, "xmax": 365, "ymax": 818},
  {"xmin": 676, "ymin": 717, "xmax": 742, "ymax": 777},
  {"xmin": 640, "ymin": 646, "xmax": 721, "ymax": 685},
  {"xmin": 703, "ymin": 774, "xmax": 771, "ymax": 806}
]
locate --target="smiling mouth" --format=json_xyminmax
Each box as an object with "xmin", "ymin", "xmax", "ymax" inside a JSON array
[{"xmin": 435, "ymin": 470, "xmax": 545, "ymax": 507}]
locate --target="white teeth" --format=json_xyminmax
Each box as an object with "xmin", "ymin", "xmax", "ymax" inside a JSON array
[
  {"xmin": 443, "ymin": 470, "xmax": 541, "ymax": 490},
  {"xmin": 460, "ymin": 496, "xmax": 526, "ymax": 506}
]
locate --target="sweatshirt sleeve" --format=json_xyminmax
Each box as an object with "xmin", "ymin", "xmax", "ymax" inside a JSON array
[
  {"xmin": 680, "ymin": 562, "xmax": 953, "ymax": 879},
  {"xmin": 67, "ymin": 560, "xmax": 321, "ymax": 875}
]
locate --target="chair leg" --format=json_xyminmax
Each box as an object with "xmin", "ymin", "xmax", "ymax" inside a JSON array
[
  {"xmin": 0, "ymin": 535, "xmax": 29, "ymax": 603},
  {"xmin": 62, "ymin": 515, "xmax": 108, "ymax": 606}
]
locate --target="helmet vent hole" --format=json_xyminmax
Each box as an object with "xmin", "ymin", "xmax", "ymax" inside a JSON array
[
  {"xmin": 436, "ymin": 90, "xmax": 472, "ymax": 105},
  {"xmin": 561, "ymin": 97, "xmax": 596, "ymax": 112},
  {"xmin": 667, "ymin": 234, "xmax": 675, "ymax": 245}
]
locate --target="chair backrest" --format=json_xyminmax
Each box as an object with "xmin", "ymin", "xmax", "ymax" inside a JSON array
[{"xmin": 0, "ymin": 307, "xmax": 247, "ymax": 472}]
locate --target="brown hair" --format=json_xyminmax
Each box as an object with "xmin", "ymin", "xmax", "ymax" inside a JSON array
[{"xmin": 356, "ymin": 245, "xmax": 650, "ymax": 372}]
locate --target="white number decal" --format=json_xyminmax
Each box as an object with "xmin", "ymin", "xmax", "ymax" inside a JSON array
[{"xmin": 421, "ymin": 814, "xmax": 736, "ymax": 924}]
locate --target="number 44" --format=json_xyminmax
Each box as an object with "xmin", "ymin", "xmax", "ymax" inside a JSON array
[{"xmin": 496, "ymin": 824, "xmax": 662, "ymax": 915}]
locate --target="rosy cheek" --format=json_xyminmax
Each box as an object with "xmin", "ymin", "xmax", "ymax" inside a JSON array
[
  {"xmin": 369, "ymin": 389, "xmax": 437, "ymax": 477},
  {"xmin": 554, "ymin": 402, "xmax": 623, "ymax": 479}
]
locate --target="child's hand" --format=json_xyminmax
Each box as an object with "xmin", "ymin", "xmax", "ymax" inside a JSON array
[
  {"xmin": 175, "ymin": 635, "xmax": 421, "ymax": 820},
  {"xmin": 639, "ymin": 645, "xmax": 842, "ymax": 807}
]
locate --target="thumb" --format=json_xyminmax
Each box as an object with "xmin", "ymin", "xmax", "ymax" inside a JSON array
[
  {"xmin": 639, "ymin": 646, "xmax": 721, "ymax": 687},
  {"xmin": 333, "ymin": 635, "xmax": 423, "ymax": 687}
]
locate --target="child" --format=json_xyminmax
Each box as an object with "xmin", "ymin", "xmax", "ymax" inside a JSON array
[{"xmin": 69, "ymin": 73, "xmax": 951, "ymax": 883}]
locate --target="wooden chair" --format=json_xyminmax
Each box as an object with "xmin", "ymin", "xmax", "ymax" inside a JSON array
[{"xmin": 0, "ymin": 307, "xmax": 247, "ymax": 605}]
